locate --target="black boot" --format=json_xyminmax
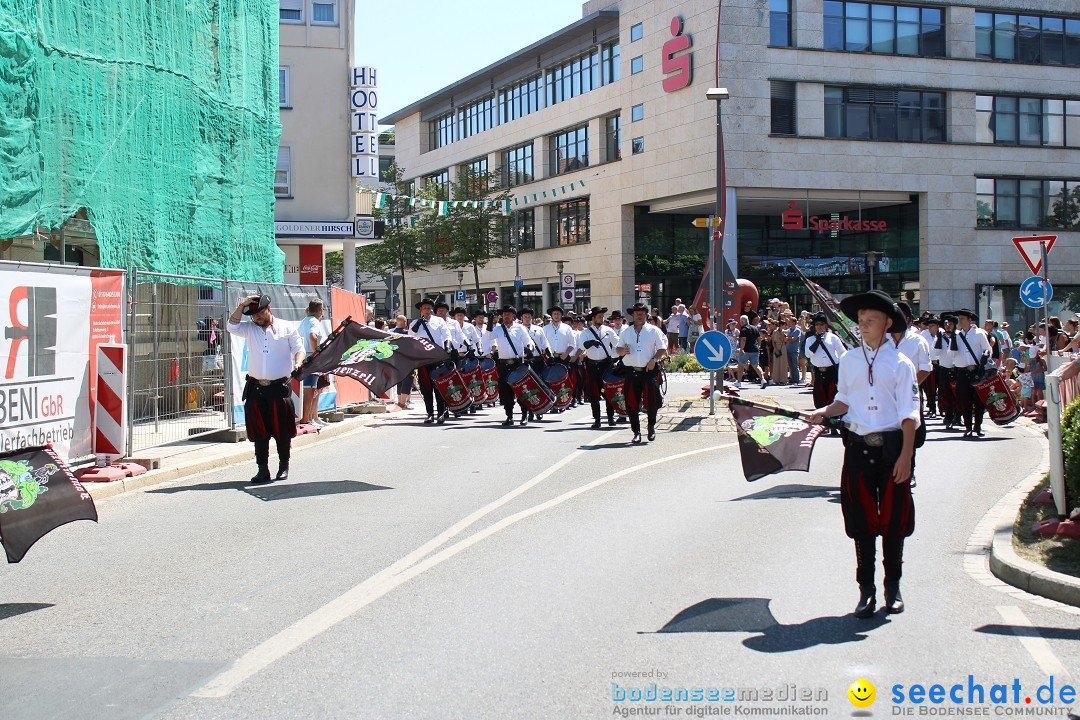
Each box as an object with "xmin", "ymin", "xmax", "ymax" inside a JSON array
[
  {"xmin": 855, "ymin": 585, "xmax": 877, "ymax": 618},
  {"xmin": 502, "ymin": 414, "xmax": 513, "ymax": 427},
  {"xmin": 519, "ymin": 411, "xmax": 528, "ymax": 426},
  {"xmin": 854, "ymin": 538, "xmax": 877, "ymax": 618},
  {"xmin": 275, "ymin": 462, "xmax": 289, "ymax": 481},
  {"xmin": 275, "ymin": 439, "xmax": 291, "ymax": 481},
  {"xmin": 883, "ymin": 536, "xmax": 905, "ymax": 614},
  {"xmin": 251, "ymin": 464, "xmax": 272, "ymax": 484},
  {"xmin": 251, "ymin": 440, "xmax": 272, "ymax": 483},
  {"xmin": 884, "ymin": 584, "xmax": 904, "ymax": 614},
  {"xmin": 591, "ymin": 417, "xmax": 601, "ymax": 429}
]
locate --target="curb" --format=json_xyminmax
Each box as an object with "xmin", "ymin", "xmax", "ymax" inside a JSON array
[
  {"xmin": 86, "ymin": 410, "xmax": 387, "ymax": 501},
  {"xmin": 984, "ymin": 426, "xmax": 1080, "ymax": 608}
]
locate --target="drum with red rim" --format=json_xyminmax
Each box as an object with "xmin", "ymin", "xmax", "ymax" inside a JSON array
[
  {"xmin": 975, "ymin": 371, "xmax": 1021, "ymax": 426},
  {"xmin": 507, "ymin": 364, "xmax": 554, "ymax": 415},
  {"xmin": 458, "ymin": 357, "xmax": 484, "ymax": 402},
  {"xmin": 541, "ymin": 364, "xmax": 574, "ymax": 409},
  {"xmin": 430, "ymin": 361, "xmax": 473, "ymax": 413},
  {"xmin": 480, "ymin": 358, "xmax": 499, "ymax": 403},
  {"xmin": 603, "ymin": 368, "xmax": 628, "ymax": 417}
]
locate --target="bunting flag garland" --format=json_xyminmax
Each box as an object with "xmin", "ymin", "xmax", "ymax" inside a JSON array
[{"xmin": 361, "ymin": 179, "xmax": 587, "ymax": 218}]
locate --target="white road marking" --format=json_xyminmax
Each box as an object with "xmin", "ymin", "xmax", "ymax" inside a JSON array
[
  {"xmin": 996, "ymin": 605, "xmax": 1071, "ymax": 678},
  {"xmin": 193, "ymin": 439, "xmax": 736, "ymax": 698}
]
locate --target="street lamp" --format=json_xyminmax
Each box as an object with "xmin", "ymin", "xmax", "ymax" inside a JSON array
[
  {"xmin": 706, "ymin": 87, "xmax": 729, "ymax": 416},
  {"xmin": 514, "ymin": 229, "xmax": 522, "ymax": 308},
  {"xmin": 860, "ymin": 250, "xmax": 883, "ymax": 291}
]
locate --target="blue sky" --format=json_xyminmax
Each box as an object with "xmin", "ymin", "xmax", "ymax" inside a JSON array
[{"xmin": 355, "ymin": 0, "xmax": 589, "ymax": 128}]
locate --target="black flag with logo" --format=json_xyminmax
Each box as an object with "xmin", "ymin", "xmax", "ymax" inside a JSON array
[
  {"xmin": 729, "ymin": 399, "xmax": 827, "ymax": 482},
  {"xmin": 296, "ymin": 319, "xmax": 449, "ymax": 396},
  {"xmin": 0, "ymin": 445, "xmax": 98, "ymax": 563},
  {"xmin": 788, "ymin": 262, "xmax": 860, "ymax": 348}
]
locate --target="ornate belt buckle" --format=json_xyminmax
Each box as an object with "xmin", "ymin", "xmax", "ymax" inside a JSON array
[
  {"xmin": 866, "ymin": 433, "xmax": 884, "ymax": 447},
  {"xmin": 258, "ymin": 379, "xmax": 272, "ymax": 387}
]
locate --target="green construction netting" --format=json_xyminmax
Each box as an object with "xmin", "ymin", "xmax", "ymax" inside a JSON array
[{"xmin": 0, "ymin": 0, "xmax": 283, "ymax": 281}]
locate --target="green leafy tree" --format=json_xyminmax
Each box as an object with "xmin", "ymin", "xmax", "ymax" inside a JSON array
[
  {"xmin": 1047, "ymin": 184, "xmax": 1080, "ymax": 229},
  {"xmin": 437, "ymin": 166, "xmax": 514, "ymax": 298}
]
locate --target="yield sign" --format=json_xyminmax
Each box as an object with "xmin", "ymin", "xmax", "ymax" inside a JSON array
[{"xmin": 1012, "ymin": 235, "xmax": 1056, "ymax": 275}]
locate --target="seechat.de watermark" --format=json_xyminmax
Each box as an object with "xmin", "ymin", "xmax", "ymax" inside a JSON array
[{"xmin": 889, "ymin": 675, "xmax": 1076, "ymax": 716}]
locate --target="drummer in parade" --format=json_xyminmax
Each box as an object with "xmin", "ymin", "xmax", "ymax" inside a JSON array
[
  {"xmin": 581, "ymin": 306, "xmax": 620, "ymax": 429},
  {"xmin": 519, "ymin": 307, "xmax": 551, "ymax": 422},
  {"xmin": 609, "ymin": 309, "xmax": 626, "ymax": 335},
  {"xmin": 454, "ymin": 306, "xmax": 483, "ymax": 415},
  {"xmin": 920, "ymin": 315, "xmax": 941, "ymax": 419},
  {"xmin": 544, "ymin": 306, "xmax": 576, "ymax": 364},
  {"xmin": 409, "ymin": 298, "xmax": 452, "ymax": 425},
  {"xmin": 616, "ymin": 302, "xmax": 668, "ymax": 444},
  {"xmin": 569, "ymin": 313, "xmax": 587, "ymax": 407},
  {"xmin": 952, "ymin": 308, "xmax": 991, "ymax": 438},
  {"xmin": 483, "ymin": 305, "xmax": 537, "ymax": 427}
]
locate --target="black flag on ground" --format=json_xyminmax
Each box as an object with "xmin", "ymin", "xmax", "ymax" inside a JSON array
[
  {"xmin": 729, "ymin": 399, "xmax": 827, "ymax": 482},
  {"xmin": 788, "ymin": 261, "xmax": 860, "ymax": 348},
  {"xmin": 0, "ymin": 445, "xmax": 98, "ymax": 563},
  {"xmin": 296, "ymin": 319, "xmax": 450, "ymax": 396}
]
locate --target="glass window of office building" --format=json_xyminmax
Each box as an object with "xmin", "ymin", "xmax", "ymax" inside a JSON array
[
  {"xmin": 824, "ymin": 2, "xmax": 944, "ymax": 57},
  {"xmin": 976, "ymin": 12, "xmax": 1080, "ymax": 66},
  {"xmin": 503, "ymin": 143, "xmax": 534, "ymax": 188},
  {"xmin": 824, "ymin": 86, "xmax": 944, "ymax": 141},
  {"xmin": 549, "ymin": 126, "xmax": 588, "ymax": 175},
  {"xmin": 553, "ymin": 199, "xmax": 590, "ymax": 246},
  {"xmin": 977, "ymin": 178, "xmax": 1080, "ymax": 229}
]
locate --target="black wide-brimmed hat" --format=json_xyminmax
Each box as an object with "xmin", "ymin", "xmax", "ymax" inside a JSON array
[
  {"xmin": 547, "ymin": 305, "xmax": 565, "ymax": 315},
  {"xmin": 608, "ymin": 310, "xmax": 625, "ymax": 320},
  {"xmin": 811, "ymin": 312, "xmax": 828, "ymax": 324},
  {"xmin": 242, "ymin": 294, "xmax": 271, "ymax": 315},
  {"xmin": 451, "ymin": 306, "xmax": 467, "ymax": 316},
  {"xmin": 518, "ymin": 307, "xmax": 535, "ymax": 316},
  {"xmin": 473, "ymin": 308, "xmax": 489, "ymax": 318},
  {"xmin": 585, "ymin": 306, "xmax": 608, "ymax": 318},
  {"xmin": 415, "ymin": 297, "xmax": 435, "ymax": 310},
  {"xmin": 925, "ymin": 315, "xmax": 941, "ymax": 325},
  {"xmin": 627, "ymin": 302, "xmax": 649, "ymax": 314},
  {"xmin": 941, "ymin": 312, "xmax": 958, "ymax": 324},
  {"xmin": 954, "ymin": 308, "xmax": 978, "ymax": 322},
  {"xmin": 839, "ymin": 290, "xmax": 906, "ymax": 334},
  {"xmin": 498, "ymin": 304, "xmax": 517, "ymax": 315},
  {"xmin": 434, "ymin": 300, "xmax": 450, "ymax": 311},
  {"xmin": 896, "ymin": 301, "xmax": 914, "ymax": 319}
]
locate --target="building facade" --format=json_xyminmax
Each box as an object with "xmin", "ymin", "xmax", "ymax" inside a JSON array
[
  {"xmin": 276, "ymin": 0, "xmax": 365, "ymax": 288},
  {"xmin": 383, "ymin": 0, "xmax": 1080, "ymax": 325}
]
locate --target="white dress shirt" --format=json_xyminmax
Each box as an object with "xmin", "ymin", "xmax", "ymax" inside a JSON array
[
  {"xmin": 921, "ymin": 329, "xmax": 941, "ymax": 363},
  {"xmin": 461, "ymin": 321, "xmax": 483, "ymax": 351},
  {"xmin": 483, "ymin": 322, "xmax": 535, "ymax": 359},
  {"xmin": 581, "ymin": 323, "xmax": 619, "ymax": 361},
  {"xmin": 227, "ymin": 318, "xmax": 303, "ymax": 380},
  {"xmin": 617, "ymin": 322, "xmax": 668, "ymax": 368},
  {"xmin": 954, "ymin": 327, "xmax": 991, "ymax": 368},
  {"xmin": 935, "ymin": 330, "xmax": 956, "ymax": 368},
  {"xmin": 806, "ymin": 331, "xmax": 845, "ymax": 368},
  {"xmin": 894, "ymin": 328, "xmax": 932, "ymax": 374},
  {"xmin": 441, "ymin": 315, "xmax": 468, "ymax": 351},
  {"xmin": 834, "ymin": 342, "xmax": 921, "ymax": 436},
  {"xmin": 522, "ymin": 323, "xmax": 550, "ymax": 355},
  {"xmin": 409, "ymin": 314, "xmax": 451, "ymax": 349},
  {"xmin": 543, "ymin": 321, "xmax": 576, "ymax": 356}
]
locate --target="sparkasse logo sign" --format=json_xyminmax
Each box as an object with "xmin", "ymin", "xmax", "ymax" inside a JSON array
[{"xmin": 781, "ymin": 201, "xmax": 888, "ymax": 233}]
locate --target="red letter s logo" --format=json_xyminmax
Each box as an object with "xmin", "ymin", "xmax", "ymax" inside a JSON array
[{"xmin": 661, "ymin": 17, "xmax": 692, "ymax": 93}]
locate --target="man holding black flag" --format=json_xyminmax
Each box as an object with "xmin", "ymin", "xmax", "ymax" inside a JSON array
[
  {"xmin": 227, "ymin": 294, "xmax": 305, "ymax": 484},
  {"xmin": 616, "ymin": 303, "xmax": 668, "ymax": 443},
  {"xmin": 808, "ymin": 290, "xmax": 919, "ymax": 619},
  {"xmin": 410, "ymin": 298, "xmax": 451, "ymax": 424},
  {"xmin": 581, "ymin": 306, "xmax": 619, "ymax": 429}
]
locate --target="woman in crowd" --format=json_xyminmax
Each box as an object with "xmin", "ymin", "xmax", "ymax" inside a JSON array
[{"xmin": 770, "ymin": 318, "xmax": 789, "ymax": 386}]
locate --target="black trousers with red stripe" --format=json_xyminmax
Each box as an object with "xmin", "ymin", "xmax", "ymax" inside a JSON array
[
  {"xmin": 417, "ymin": 364, "xmax": 446, "ymax": 418},
  {"xmin": 922, "ymin": 366, "xmax": 938, "ymax": 415},
  {"xmin": 244, "ymin": 378, "xmax": 296, "ymax": 466},
  {"xmin": 624, "ymin": 367, "xmax": 662, "ymax": 434},
  {"xmin": 811, "ymin": 365, "xmax": 838, "ymax": 409},
  {"xmin": 584, "ymin": 358, "xmax": 614, "ymax": 420}
]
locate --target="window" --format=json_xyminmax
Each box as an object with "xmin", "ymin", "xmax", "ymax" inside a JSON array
[
  {"xmin": 824, "ymin": 86, "xmax": 944, "ymax": 142},
  {"xmin": 459, "ymin": 95, "xmax": 496, "ymax": 139},
  {"xmin": 770, "ymin": 80, "xmax": 796, "ymax": 135},
  {"xmin": 503, "ymin": 143, "xmax": 534, "ymax": 187},
  {"xmin": 976, "ymin": 12, "xmax": 1080, "ymax": 66},
  {"xmin": 429, "ymin": 112, "xmax": 455, "ymax": 150},
  {"xmin": 425, "ymin": 169, "xmax": 449, "ymax": 200},
  {"xmin": 631, "ymin": 136, "xmax": 644, "ymax": 154},
  {"xmin": 279, "ymin": 67, "xmax": 291, "ymax": 108},
  {"xmin": 311, "ymin": 0, "xmax": 336, "ymax": 24},
  {"xmin": 631, "ymin": 104, "xmax": 644, "ymax": 122},
  {"xmin": 824, "ymin": 2, "xmax": 944, "ymax": 57},
  {"xmin": 976, "ymin": 178, "xmax": 1080, "ymax": 229},
  {"xmin": 506, "ymin": 209, "xmax": 536, "ymax": 253},
  {"xmin": 553, "ymin": 199, "xmax": 590, "ymax": 246},
  {"xmin": 275, "ymin": 147, "xmax": 291, "ymax": 197},
  {"xmin": 770, "ymin": 0, "xmax": 792, "ymax": 47},
  {"xmin": 977, "ymin": 94, "xmax": 1080, "ymax": 147},
  {"xmin": 546, "ymin": 49, "xmax": 599, "ymax": 106},
  {"xmin": 279, "ymin": 0, "xmax": 302, "ymax": 23},
  {"xmin": 630, "ymin": 23, "xmax": 643, "ymax": 42},
  {"xmin": 601, "ymin": 41, "xmax": 621, "ymax": 85},
  {"xmin": 630, "ymin": 55, "xmax": 644, "ymax": 74},
  {"xmin": 499, "ymin": 75, "xmax": 545, "ymax": 124},
  {"xmin": 549, "ymin": 126, "xmax": 589, "ymax": 175},
  {"xmin": 461, "ymin": 158, "xmax": 489, "ymax": 194},
  {"xmin": 605, "ymin": 114, "xmax": 621, "ymax": 161}
]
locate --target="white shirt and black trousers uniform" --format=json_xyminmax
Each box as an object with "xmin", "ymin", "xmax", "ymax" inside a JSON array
[
  {"xmin": 409, "ymin": 315, "xmax": 450, "ymax": 421},
  {"xmin": 617, "ymin": 323, "xmax": 667, "ymax": 437},
  {"xmin": 807, "ymin": 331, "xmax": 845, "ymax": 409},
  {"xmin": 581, "ymin": 323, "xmax": 620, "ymax": 426},
  {"xmin": 227, "ymin": 318, "xmax": 303, "ymax": 476},
  {"xmin": 483, "ymin": 322, "xmax": 536, "ymax": 422},
  {"xmin": 934, "ymin": 323, "xmax": 959, "ymax": 428},
  {"xmin": 835, "ymin": 342, "xmax": 920, "ymax": 607},
  {"xmin": 953, "ymin": 326, "xmax": 992, "ymax": 436}
]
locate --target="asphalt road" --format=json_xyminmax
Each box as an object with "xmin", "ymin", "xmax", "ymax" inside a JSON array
[{"xmin": 2, "ymin": 378, "xmax": 1077, "ymax": 720}]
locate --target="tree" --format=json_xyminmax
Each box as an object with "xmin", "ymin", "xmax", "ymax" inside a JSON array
[
  {"xmin": 438, "ymin": 165, "xmax": 513, "ymax": 298},
  {"xmin": 1047, "ymin": 184, "xmax": 1080, "ymax": 229}
]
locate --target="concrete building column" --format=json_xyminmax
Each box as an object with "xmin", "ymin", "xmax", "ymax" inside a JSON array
[
  {"xmin": 342, "ymin": 240, "xmax": 357, "ymax": 293},
  {"xmin": 535, "ymin": 204, "xmax": 551, "ymax": 249},
  {"xmin": 587, "ymin": 117, "xmax": 605, "ymax": 167},
  {"xmin": 536, "ymin": 136, "xmax": 550, "ymax": 180}
]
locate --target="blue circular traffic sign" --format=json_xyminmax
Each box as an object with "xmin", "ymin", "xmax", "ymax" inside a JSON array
[
  {"xmin": 1020, "ymin": 276, "xmax": 1053, "ymax": 309},
  {"xmin": 694, "ymin": 330, "xmax": 733, "ymax": 371}
]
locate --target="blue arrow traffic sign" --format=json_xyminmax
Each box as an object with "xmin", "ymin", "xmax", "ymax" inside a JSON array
[
  {"xmin": 1020, "ymin": 276, "xmax": 1053, "ymax": 309},
  {"xmin": 694, "ymin": 330, "xmax": 733, "ymax": 371}
]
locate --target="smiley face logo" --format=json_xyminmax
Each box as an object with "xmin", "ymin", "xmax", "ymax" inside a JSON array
[{"xmin": 848, "ymin": 678, "xmax": 876, "ymax": 708}]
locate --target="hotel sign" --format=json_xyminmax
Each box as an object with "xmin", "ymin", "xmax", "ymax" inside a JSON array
[
  {"xmin": 351, "ymin": 66, "xmax": 379, "ymax": 180},
  {"xmin": 275, "ymin": 221, "xmax": 355, "ymax": 237}
]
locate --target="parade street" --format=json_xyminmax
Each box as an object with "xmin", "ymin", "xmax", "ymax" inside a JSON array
[{"xmin": 1, "ymin": 378, "xmax": 1078, "ymax": 720}]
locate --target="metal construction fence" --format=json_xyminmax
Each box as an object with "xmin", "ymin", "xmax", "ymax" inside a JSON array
[
  {"xmin": 127, "ymin": 270, "xmax": 234, "ymax": 454},
  {"xmin": 1045, "ymin": 353, "xmax": 1078, "ymax": 519}
]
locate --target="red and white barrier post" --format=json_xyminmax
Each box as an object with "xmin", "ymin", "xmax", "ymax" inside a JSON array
[{"xmin": 93, "ymin": 343, "xmax": 128, "ymax": 463}]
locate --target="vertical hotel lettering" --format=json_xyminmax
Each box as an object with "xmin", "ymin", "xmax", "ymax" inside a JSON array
[{"xmin": 351, "ymin": 66, "xmax": 379, "ymax": 180}]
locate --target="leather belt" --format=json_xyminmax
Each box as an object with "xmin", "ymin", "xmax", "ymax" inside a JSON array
[
  {"xmin": 247, "ymin": 375, "xmax": 287, "ymax": 387},
  {"xmin": 848, "ymin": 429, "xmax": 901, "ymax": 447}
]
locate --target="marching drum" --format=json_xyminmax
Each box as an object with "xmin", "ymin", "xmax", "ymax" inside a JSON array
[
  {"xmin": 541, "ymin": 364, "xmax": 574, "ymax": 409},
  {"xmin": 975, "ymin": 371, "xmax": 1021, "ymax": 426},
  {"xmin": 506, "ymin": 364, "xmax": 555, "ymax": 415},
  {"xmin": 430, "ymin": 362, "xmax": 473, "ymax": 413},
  {"xmin": 480, "ymin": 358, "xmax": 500, "ymax": 403},
  {"xmin": 458, "ymin": 357, "xmax": 484, "ymax": 403},
  {"xmin": 602, "ymin": 368, "xmax": 628, "ymax": 417}
]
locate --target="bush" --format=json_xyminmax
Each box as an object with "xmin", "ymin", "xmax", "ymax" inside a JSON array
[
  {"xmin": 666, "ymin": 352, "xmax": 704, "ymax": 373},
  {"xmin": 1061, "ymin": 396, "xmax": 1080, "ymax": 506}
]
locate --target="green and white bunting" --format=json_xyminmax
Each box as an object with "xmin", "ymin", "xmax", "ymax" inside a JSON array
[{"xmin": 366, "ymin": 178, "xmax": 587, "ymax": 219}]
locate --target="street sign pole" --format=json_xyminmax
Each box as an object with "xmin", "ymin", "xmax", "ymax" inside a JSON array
[
  {"xmin": 709, "ymin": 215, "xmax": 718, "ymax": 416},
  {"xmin": 1041, "ymin": 240, "xmax": 1049, "ymax": 349}
]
